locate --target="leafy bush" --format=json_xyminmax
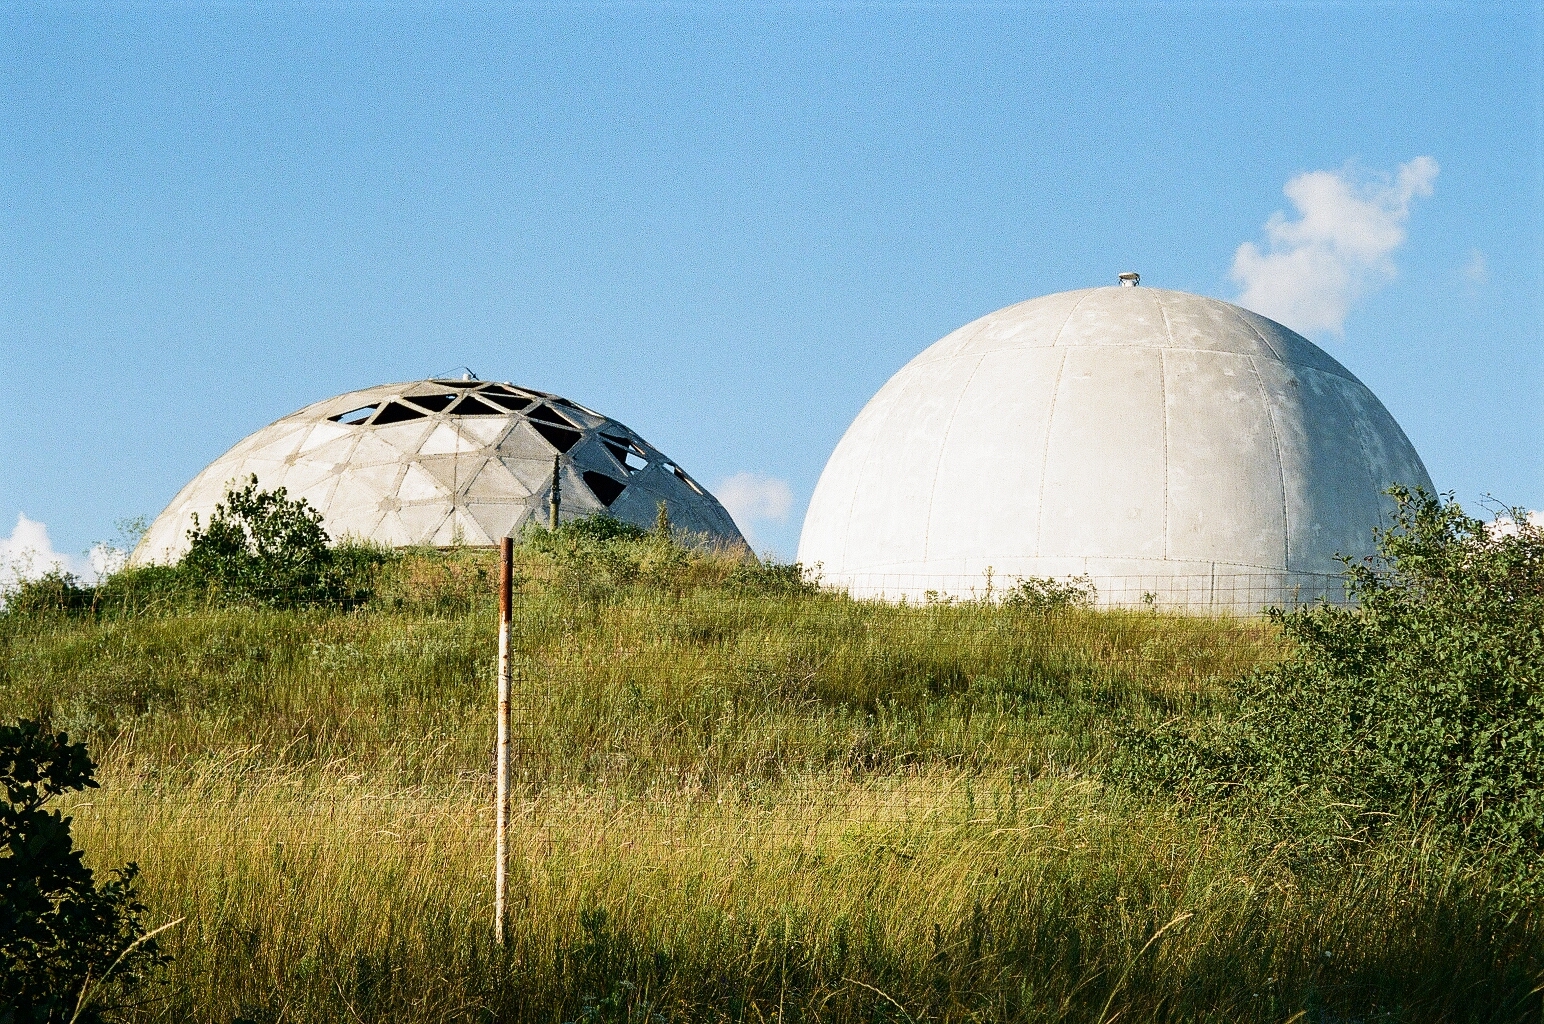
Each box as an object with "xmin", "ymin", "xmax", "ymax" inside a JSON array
[
  {"xmin": 1002, "ymin": 574, "xmax": 1098, "ymax": 612},
  {"xmin": 182, "ymin": 476, "xmax": 385, "ymax": 607},
  {"xmin": 1118, "ymin": 488, "xmax": 1544, "ymax": 858},
  {"xmin": 0, "ymin": 720, "xmax": 168, "ymax": 1022},
  {"xmin": 0, "ymin": 572, "xmax": 96, "ymax": 619}
]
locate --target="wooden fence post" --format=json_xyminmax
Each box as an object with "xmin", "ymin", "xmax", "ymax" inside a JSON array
[{"xmin": 494, "ymin": 536, "xmax": 513, "ymax": 943}]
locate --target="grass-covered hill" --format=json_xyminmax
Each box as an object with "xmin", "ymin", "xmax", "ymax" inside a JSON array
[{"xmin": 3, "ymin": 501, "xmax": 1542, "ymax": 1023}]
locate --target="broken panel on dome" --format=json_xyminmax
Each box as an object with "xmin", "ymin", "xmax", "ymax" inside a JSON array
[
  {"xmin": 329, "ymin": 405, "xmax": 377, "ymax": 425},
  {"xmin": 530, "ymin": 420, "xmax": 582, "ymax": 453},
  {"xmin": 371, "ymin": 401, "xmax": 427, "ymax": 425},
  {"xmin": 663, "ymin": 462, "xmax": 705, "ymax": 495},
  {"xmin": 481, "ymin": 392, "xmax": 533, "ymax": 412},
  {"xmin": 408, "ymin": 393, "xmax": 457, "ymax": 413},
  {"xmin": 600, "ymin": 433, "xmax": 649, "ymax": 473},
  {"xmin": 527, "ymin": 404, "xmax": 576, "ymax": 427},
  {"xmin": 582, "ymin": 471, "xmax": 627, "ymax": 507},
  {"xmin": 450, "ymin": 395, "xmax": 504, "ymax": 416}
]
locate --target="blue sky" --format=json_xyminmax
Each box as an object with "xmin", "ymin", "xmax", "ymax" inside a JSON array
[{"xmin": 2, "ymin": 3, "xmax": 1540, "ymax": 564}]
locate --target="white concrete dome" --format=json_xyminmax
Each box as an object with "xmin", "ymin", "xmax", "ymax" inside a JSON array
[
  {"xmin": 797, "ymin": 284, "xmax": 1433, "ymax": 610},
  {"xmin": 132, "ymin": 378, "xmax": 743, "ymax": 564}
]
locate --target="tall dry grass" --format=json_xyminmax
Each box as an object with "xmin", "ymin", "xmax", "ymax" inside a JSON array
[{"xmin": 3, "ymin": 544, "xmax": 1540, "ymax": 1021}]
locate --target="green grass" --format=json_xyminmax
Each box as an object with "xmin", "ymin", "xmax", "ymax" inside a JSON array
[{"xmin": 2, "ymin": 546, "xmax": 1540, "ymax": 1022}]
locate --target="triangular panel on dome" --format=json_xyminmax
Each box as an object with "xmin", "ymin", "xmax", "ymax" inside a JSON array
[
  {"xmin": 299, "ymin": 421, "xmax": 355, "ymax": 454},
  {"xmin": 465, "ymin": 502, "xmax": 528, "ymax": 542},
  {"xmin": 370, "ymin": 512, "xmax": 416, "ymax": 547},
  {"xmin": 458, "ymin": 415, "xmax": 512, "ymax": 447},
  {"xmin": 372, "ymin": 420, "xmax": 435, "ymax": 454},
  {"xmin": 496, "ymin": 420, "xmax": 559, "ymax": 461},
  {"xmin": 335, "ymin": 463, "xmax": 403, "ymax": 503},
  {"xmin": 325, "ymin": 506, "xmax": 383, "ymax": 543},
  {"xmin": 398, "ymin": 462, "xmax": 447, "ymax": 502},
  {"xmin": 300, "ymin": 435, "xmax": 361, "ymax": 469},
  {"xmin": 420, "ymin": 422, "xmax": 480, "ymax": 456},
  {"xmin": 464, "ymin": 459, "xmax": 529, "ymax": 501},
  {"xmin": 499, "ymin": 454, "xmax": 559, "ymax": 494},
  {"xmin": 348, "ymin": 432, "xmax": 407, "ymax": 467},
  {"xmin": 396, "ymin": 504, "xmax": 450, "ymax": 545},
  {"xmin": 281, "ymin": 462, "xmax": 342, "ymax": 511},
  {"xmin": 432, "ymin": 509, "xmax": 493, "ymax": 547},
  {"xmin": 247, "ymin": 426, "xmax": 312, "ymax": 464},
  {"xmin": 418, "ymin": 455, "xmax": 488, "ymax": 495}
]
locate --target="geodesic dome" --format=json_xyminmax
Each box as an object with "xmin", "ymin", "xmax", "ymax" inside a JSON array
[
  {"xmin": 797, "ymin": 282, "xmax": 1433, "ymax": 611},
  {"xmin": 132, "ymin": 378, "xmax": 744, "ymax": 564}
]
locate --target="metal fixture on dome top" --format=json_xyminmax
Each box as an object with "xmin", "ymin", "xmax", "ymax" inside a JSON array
[{"xmin": 1118, "ymin": 271, "xmax": 1140, "ymax": 287}]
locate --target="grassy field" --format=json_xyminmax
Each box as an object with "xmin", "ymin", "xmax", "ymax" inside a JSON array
[{"xmin": 3, "ymin": 545, "xmax": 1540, "ymax": 1022}]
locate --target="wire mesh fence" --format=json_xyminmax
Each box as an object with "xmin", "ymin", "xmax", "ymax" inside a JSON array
[{"xmin": 820, "ymin": 570, "xmax": 1352, "ymax": 613}]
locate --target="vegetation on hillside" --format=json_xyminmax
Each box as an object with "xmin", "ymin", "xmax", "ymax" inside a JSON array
[
  {"xmin": 0, "ymin": 721, "xmax": 168, "ymax": 1023},
  {"xmin": 1119, "ymin": 488, "xmax": 1544, "ymax": 868},
  {"xmin": 0, "ymin": 484, "xmax": 1540, "ymax": 1021}
]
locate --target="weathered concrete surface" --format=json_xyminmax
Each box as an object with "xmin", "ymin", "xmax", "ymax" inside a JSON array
[
  {"xmin": 797, "ymin": 286, "xmax": 1433, "ymax": 610},
  {"xmin": 132, "ymin": 378, "xmax": 743, "ymax": 564}
]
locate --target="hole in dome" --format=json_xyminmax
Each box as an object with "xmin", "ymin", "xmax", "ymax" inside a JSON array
[
  {"xmin": 530, "ymin": 421, "xmax": 581, "ymax": 453},
  {"xmin": 528, "ymin": 404, "xmax": 576, "ymax": 427},
  {"xmin": 482, "ymin": 392, "xmax": 533, "ymax": 412},
  {"xmin": 583, "ymin": 471, "xmax": 627, "ymax": 507},
  {"xmin": 408, "ymin": 393, "xmax": 457, "ymax": 412},
  {"xmin": 330, "ymin": 405, "xmax": 377, "ymax": 425},
  {"xmin": 663, "ymin": 462, "xmax": 704, "ymax": 495},
  {"xmin": 432, "ymin": 380, "xmax": 483, "ymax": 388},
  {"xmin": 372, "ymin": 401, "xmax": 427, "ymax": 424},
  {"xmin": 451, "ymin": 395, "xmax": 504, "ymax": 416},
  {"xmin": 600, "ymin": 432, "xmax": 649, "ymax": 472}
]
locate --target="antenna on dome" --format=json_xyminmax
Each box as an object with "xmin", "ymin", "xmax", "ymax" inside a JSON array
[{"xmin": 1118, "ymin": 272, "xmax": 1140, "ymax": 287}]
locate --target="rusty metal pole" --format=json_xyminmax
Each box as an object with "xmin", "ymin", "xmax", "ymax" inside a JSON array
[
  {"xmin": 548, "ymin": 455, "xmax": 561, "ymax": 530},
  {"xmin": 494, "ymin": 536, "xmax": 513, "ymax": 943}
]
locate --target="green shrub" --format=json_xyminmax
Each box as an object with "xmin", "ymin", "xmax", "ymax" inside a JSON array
[
  {"xmin": 181, "ymin": 476, "xmax": 387, "ymax": 607},
  {"xmin": 0, "ymin": 572, "xmax": 95, "ymax": 619},
  {"xmin": 1002, "ymin": 574, "xmax": 1098, "ymax": 612},
  {"xmin": 1118, "ymin": 488, "xmax": 1544, "ymax": 859},
  {"xmin": 0, "ymin": 720, "xmax": 167, "ymax": 1022}
]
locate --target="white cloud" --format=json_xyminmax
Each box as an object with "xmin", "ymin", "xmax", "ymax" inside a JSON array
[
  {"xmin": 1488, "ymin": 510, "xmax": 1543, "ymax": 540},
  {"xmin": 714, "ymin": 472, "xmax": 794, "ymax": 552},
  {"xmin": 0, "ymin": 514, "xmax": 123, "ymax": 591},
  {"xmin": 1231, "ymin": 156, "xmax": 1438, "ymax": 336}
]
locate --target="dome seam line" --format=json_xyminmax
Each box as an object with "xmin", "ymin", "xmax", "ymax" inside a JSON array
[
  {"xmin": 1033, "ymin": 291, "xmax": 1095, "ymax": 555},
  {"xmin": 1156, "ymin": 290, "xmax": 1176, "ymax": 561},
  {"xmin": 1246, "ymin": 354, "xmax": 1293, "ymax": 571},
  {"xmin": 921, "ymin": 353, "xmax": 987, "ymax": 563}
]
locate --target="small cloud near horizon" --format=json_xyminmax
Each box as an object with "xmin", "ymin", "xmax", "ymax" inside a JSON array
[
  {"xmin": 0, "ymin": 514, "xmax": 123, "ymax": 590},
  {"xmin": 714, "ymin": 473, "xmax": 794, "ymax": 555},
  {"xmin": 1231, "ymin": 156, "xmax": 1438, "ymax": 336},
  {"xmin": 1488, "ymin": 509, "xmax": 1543, "ymax": 539}
]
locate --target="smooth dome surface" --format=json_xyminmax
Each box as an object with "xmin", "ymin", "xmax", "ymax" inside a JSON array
[
  {"xmin": 133, "ymin": 378, "xmax": 743, "ymax": 564},
  {"xmin": 797, "ymin": 286, "xmax": 1433, "ymax": 610}
]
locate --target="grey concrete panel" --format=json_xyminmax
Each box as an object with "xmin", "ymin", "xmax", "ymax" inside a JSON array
[
  {"xmin": 1163, "ymin": 349, "xmax": 1286, "ymax": 567},
  {"xmin": 1037, "ymin": 346, "xmax": 1167, "ymax": 560},
  {"xmin": 925, "ymin": 347, "xmax": 1065, "ymax": 563},
  {"xmin": 131, "ymin": 377, "xmax": 745, "ymax": 564}
]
